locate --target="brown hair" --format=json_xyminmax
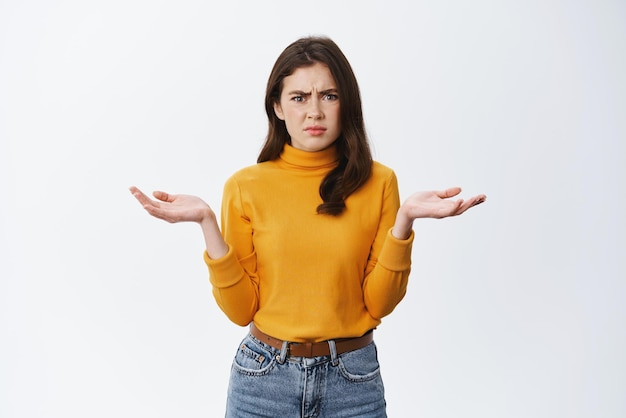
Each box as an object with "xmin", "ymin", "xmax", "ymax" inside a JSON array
[{"xmin": 258, "ymin": 36, "xmax": 373, "ymax": 216}]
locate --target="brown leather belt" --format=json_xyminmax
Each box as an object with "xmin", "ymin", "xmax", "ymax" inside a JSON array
[{"xmin": 250, "ymin": 323, "xmax": 373, "ymax": 358}]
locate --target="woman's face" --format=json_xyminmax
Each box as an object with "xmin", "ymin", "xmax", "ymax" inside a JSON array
[{"xmin": 273, "ymin": 62, "xmax": 342, "ymax": 152}]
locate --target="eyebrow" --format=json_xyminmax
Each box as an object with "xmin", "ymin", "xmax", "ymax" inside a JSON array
[{"xmin": 287, "ymin": 88, "xmax": 338, "ymax": 96}]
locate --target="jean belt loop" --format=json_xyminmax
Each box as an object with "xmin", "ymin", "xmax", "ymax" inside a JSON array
[
  {"xmin": 328, "ymin": 339, "xmax": 339, "ymax": 366},
  {"xmin": 276, "ymin": 340, "xmax": 289, "ymax": 364}
]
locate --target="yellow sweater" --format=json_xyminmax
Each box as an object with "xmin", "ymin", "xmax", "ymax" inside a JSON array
[{"xmin": 204, "ymin": 143, "xmax": 414, "ymax": 343}]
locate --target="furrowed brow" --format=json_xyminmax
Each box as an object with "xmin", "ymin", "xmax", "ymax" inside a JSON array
[{"xmin": 287, "ymin": 90, "xmax": 311, "ymax": 96}]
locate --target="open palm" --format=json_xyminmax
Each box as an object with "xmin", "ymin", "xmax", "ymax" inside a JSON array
[
  {"xmin": 129, "ymin": 186, "xmax": 214, "ymax": 224},
  {"xmin": 401, "ymin": 187, "xmax": 486, "ymax": 219}
]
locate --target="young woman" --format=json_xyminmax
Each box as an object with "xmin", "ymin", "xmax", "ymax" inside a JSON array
[{"xmin": 130, "ymin": 36, "xmax": 485, "ymax": 417}]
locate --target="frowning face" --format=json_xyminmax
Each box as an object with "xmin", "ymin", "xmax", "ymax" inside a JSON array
[{"xmin": 273, "ymin": 62, "xmax": 342, "ymax": 152}]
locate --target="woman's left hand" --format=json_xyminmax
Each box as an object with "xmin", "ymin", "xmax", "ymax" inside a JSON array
[{"xmin": 391, "ymin": 187, "xmax": 486, "ymax": 239}]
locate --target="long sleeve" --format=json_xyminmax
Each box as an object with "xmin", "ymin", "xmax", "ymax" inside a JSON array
[
  {"xmin": 362, "ymin": 170, "xmax": 414, "ymax": 319},
  {"xmin": 204, "ymin": 175, "xmax": 259, "ymax": 326}
]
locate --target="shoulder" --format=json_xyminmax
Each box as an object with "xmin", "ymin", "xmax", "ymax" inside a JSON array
[
  {"xmin": 352, "ymin": 161, "xmax": 399, "ymax": 198},
  {"xmin": 372, "ymin": 161, "xmax": 396, "ymax": 178},
  {"xmin": 225, "ymin": 161, "xmax": 277, "ymax": 186},
  {"xmin": 370, "ymin": 161, "xmax": 398, "ymax": 186},
  {"xmin": 222, "ymin": 161, "xmax": 283, "ymax": 202}
]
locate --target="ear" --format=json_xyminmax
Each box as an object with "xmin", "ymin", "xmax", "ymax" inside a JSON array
[{"xmin": 273, "ymin": 102, "xmax": 285, "ymax": 120}]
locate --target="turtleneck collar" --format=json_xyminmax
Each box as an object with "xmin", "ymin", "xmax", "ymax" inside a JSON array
[{"xmin": 279, "ymin": 143, "xmax": 339, "ymax": 169}]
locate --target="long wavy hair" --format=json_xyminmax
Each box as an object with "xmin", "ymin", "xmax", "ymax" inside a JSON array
[{"xmin": 258, "ymin": 36, "xmax": 373, "ymax": 216}]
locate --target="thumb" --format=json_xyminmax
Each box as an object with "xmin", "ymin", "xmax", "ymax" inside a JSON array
[
  {"xmin": 153, "ymin": 190, "xmax": 174, "ymax": 202},
  {"xmin": 439, "ymin": 187, "xmax": 462, "ymax": 199}
]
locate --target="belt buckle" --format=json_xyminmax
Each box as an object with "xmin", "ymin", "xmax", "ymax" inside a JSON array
[{"xmin": 276, "ymin": 340, "xmax": 290, "ymax": 364}]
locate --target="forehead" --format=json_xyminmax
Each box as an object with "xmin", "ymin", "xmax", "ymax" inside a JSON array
[{"xmin": 282, "ymin": 62, "xmax": 336, "ymax": 91}]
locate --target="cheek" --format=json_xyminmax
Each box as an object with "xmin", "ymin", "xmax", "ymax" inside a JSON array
[
  {"xmin": 282, "ymin": 111, "xmax": 301, "ymax": 136},
  {"xmin": 331, "ymin": 108, "xmax": 342, "ymax": 129},
  {"xmin": 283, "ymin": 111, "xmax": 297, "ymax": 126},
  {"xmin": 287, "ymin": 108, "xmax": 299, "ymax": 119}
]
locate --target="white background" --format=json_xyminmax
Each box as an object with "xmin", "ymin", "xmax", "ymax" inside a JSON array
[{"xmin": 1, "ymin": 1, "xmax": 624, "ymax": 417}]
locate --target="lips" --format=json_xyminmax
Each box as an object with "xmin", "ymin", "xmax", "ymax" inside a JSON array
[{"xmin": 304, "ymin": 126, "xmax": 327, "ymax": 136}]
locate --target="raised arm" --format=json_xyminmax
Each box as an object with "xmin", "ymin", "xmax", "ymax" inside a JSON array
[
  {"xmin": 129, "ymin": 186, "xmax": 228, "ymax": 259},
  {"xmin": 363, "ymin": 184, "xmax": 486, "ymax": 319},
  {"xmin": 392, "ymin": 187, "xmax": 486, "ymax": 239}
]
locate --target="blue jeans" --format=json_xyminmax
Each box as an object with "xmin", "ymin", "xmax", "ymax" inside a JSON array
[{"xmin": 225, "ymin": 332, "xmax": 387, "ymax": 417}]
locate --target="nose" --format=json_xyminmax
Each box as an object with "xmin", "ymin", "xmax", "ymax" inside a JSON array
[{"xmin": 307, "ymin": 97, "xmax": 323, "ymax": 120}]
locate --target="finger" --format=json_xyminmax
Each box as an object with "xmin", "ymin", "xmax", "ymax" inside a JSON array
[
  {"xmin": 465, "ymin": 195, "xmax": 486, "ymax": 210},
  {"xmin": 153, "ymin": 190, "xmax": 175, "ymax": 203},
  {"xmin": 439, "ymin": 187, "xmax": 462, "ymax": 199},
  {"xmin": 472, "ymin": 194, "xmax": 487, "ymax": 207},
  {"xmin": 453, "ymin": 199, "xmax": 465, "ymax": 214},
  {"xmin": 455, "ymin": 195, "xmax": 485, "ymax": 215},
  {"xmin": 129, "ymin": 185, "xmax": 145, "ymax": 198},
  {"xmin": 130, "ymin": 187, "xmax": 157, "ymax": 207}
]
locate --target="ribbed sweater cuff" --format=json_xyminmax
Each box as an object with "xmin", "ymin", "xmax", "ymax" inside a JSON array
[
  {"xmin": 203, "ymin": 245, "xmax": 245, "ymax": 288},
  {"xmin": 377, "ymin": 228, "xmax": 414, "ymax": 271}
]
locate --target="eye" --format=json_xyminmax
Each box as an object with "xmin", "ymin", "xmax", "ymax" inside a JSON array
[
  {"xmin": 323, "ymin": 93, "xmax": 339, "ymax": 101},
  {"xmin": 291, "ymin": 96, "xmax": 305, "ymax": 102}
]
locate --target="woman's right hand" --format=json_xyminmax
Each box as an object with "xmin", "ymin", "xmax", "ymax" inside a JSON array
[
  {"xmin": 130, "ymin": 186, "xmax": 229, "ymax": 259},
  {"xmin": 129, "ymin": 186, "xmax": 215, "ymax": 224}
]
